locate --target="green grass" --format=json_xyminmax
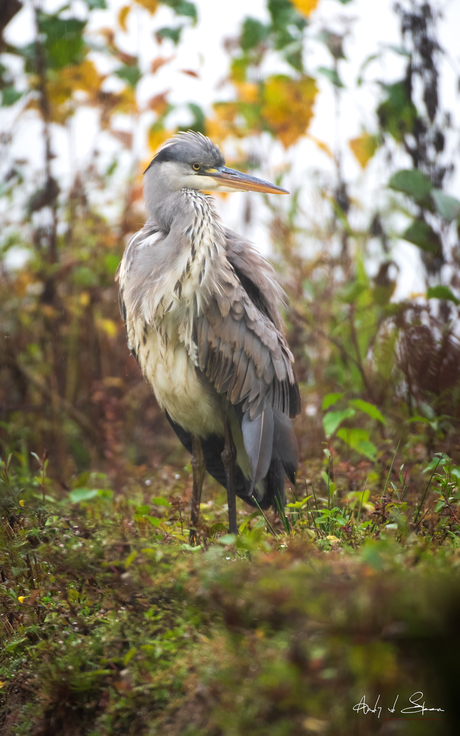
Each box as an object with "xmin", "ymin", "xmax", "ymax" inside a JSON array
[{"xmin": 1, "ymin": 451, "xmax": 460, "ymax": 735}]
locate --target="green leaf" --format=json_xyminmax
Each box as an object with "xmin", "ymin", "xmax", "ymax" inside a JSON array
[
  {"xmin": 323, "ymin": 408, "xmax": 355, "ymax": 437},
  {"xmin": 124, "ymin": 647, "xmax": 137, "ymax": 665},
  {"xmin": 337, "ymin": 428, "xmax": 377, "ymax": 460},
  {"xmin": 377, "ymin": 82, "xmax": 417, "ymax": 142},
  {"xmin": 241, "ymin": 18, "xmax": 269, "ymax": 51},
  {"xmin": 401, "ymin": 219, "xmax": 442, "ymax": 254},
  {"xmin": 388, "ymin": 169, "xmax": 432, "ymax": 204},
  {"xmin": 83, "ymin": 0, "xmax": 107, "ymax": 8},
  {"xmin": 115, "ymin": 65, "xmax": 142, "ymax": 88},
  {"xmin": 431, "ymin": 189, "xmax": 460, "ymax": 223},
  {"xmin": 186, "ymin": 102, "xmax": 206, "ymax": 134},
  {"xmin": 161, "ymin": 0, "xmax": 197, "ymax": 21},
  {"xmin": 407, "ymin": 415, "xmax": 431, "ymax": 425},
  {"xmin": 97, "ymin": 489, "xmax": 113, "ymax": 499},
  {"xmin": 135, "ymin": 504, "xmax": 150, "ymax": 516},
  {"xmin": 1, "ymin": 87, "xmax": 23, "ymax": 106},
  {"xmin": 422, "ymin": 454, "xmax": 448, "ymax": 474},
  {"xmin": 269, "ymin": 0, "xmax": 306, "ymax": 31},
  {"xmin": 125, "ymin": 550, "xmax": 138, "ymax": 568},
  {"xmin": 286, "ymin": 496, "xmax": 312, "ymax": 510},
  {"xmin": 69, "ymin": 488, "xmax": 99, "ymax": 502},
  {"xmin": 38, "ymin": 13, "xmax": 86, "ymax": 70},
  {"xmin": 317, "ymin": 66, "xmax": 344, "ymax": 88},
  {"xmin": 217, "ymin": 534, "xmax": 237, "ymax": 545},
  {"xmin": 322, "ymin": 393, "xmax": 343, "ymax": 410},
  {"xmin": 349, "ymin": 399, "xmax": 387, "ymax": 425},
  {"xmin": 105, "ymin": 253, "xmax": 120, "ymax": 275},
  {"xmin": 73, "ymin": 266, "xmax": 99, "ymax": 287},
  {"xmin": 151, "ymin": 496, "xmax": 171, "ymax": 506},
  {"xmin": 338, "ymin": 281, "xmax": 368, "ymax": 303},
  {"xmin": 147, "ymin": 516, "xmax": 162, "ymax": 527},
  {"xmin": 426, "ymin": 286, "xmax": 459, "ymax": 306},
  {"xmin": 156, "ymin": 26, "xmax": 183, "ymax": 44}
]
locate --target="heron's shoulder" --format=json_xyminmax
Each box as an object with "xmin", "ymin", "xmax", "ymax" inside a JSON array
[
  {"xmin": 224, "ymin": 228, "xmax": 286, "ymax": 330},
  {"xmin": 116, "ymin": 220, "xmax": 164, "ymax": 285}
]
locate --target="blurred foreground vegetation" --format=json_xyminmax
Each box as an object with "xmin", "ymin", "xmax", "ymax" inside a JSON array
[
  {"xmin": 1, "ymin": 0, "xmax": 460, "ymax": 733},
  {"xmin": 2, "ymin": 457, "xmax": 460, "ymax": 735}
]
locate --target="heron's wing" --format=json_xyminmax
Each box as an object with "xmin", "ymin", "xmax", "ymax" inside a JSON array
[
  {"xmin": 196, "ymin": 267, "xmax": 299, "ymax": 490},
  {"xmin": 223, "ymin": 229, "xmax": 300, "ymax": 419},
  {"xmin": 116, "ymin": 219, "xmax": 163, "ymax": 363},
  {"xmin": 224, "ymin": 228, "xmax": 287, "ymax": 331},
  {"xmin": 197, "ymin": 277, "xmax": 298, "ymax": 418}
]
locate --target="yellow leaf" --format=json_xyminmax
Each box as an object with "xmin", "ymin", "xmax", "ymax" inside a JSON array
[
  {"xmin": 307, "ymin": 134, "xmax": 333, "ymax": 158},
  {"xmin": 118, "ymin": 5, "xmax": 131, "ymax": 32},
  {"xmin": 97, "ymin": 319, "xmax": 118, "ymax": 338},
  {"xmin": 0, "ymin": 681, "xmax": 6, "ymax": 688},
  {"xmin": 349, "ymin": 132, "xmax": 378, "ymax": 169},
  {"xmin": 104, "ymin": 377, "xmax": 124, "ymax": 388},
  {"xmin": 263, "ymin": 75, "xmax": 318, "ymax": 148},
  {"xmin": 291, "ymin": 0, "xmax": 320, "ymax": 15},
  {"xmin": 135, "ymin": 0, "xmax": 158, "ymax": 13},
  {"xmin": 42, "ymin": 60, "xmax": 106, "ymax": 124},
  {"xmin": 147, "ymin": 126, "xmax": 171, "ymax": 154},
  {"xmin": 207, "ymin": 102, "xmax": 241, "ymax": 143},
  {"xmin": 235, "ymin": 81, "xmax": 259, "ymax": 104},
  {"xmin": 113, "ymin": 87, "xmax": 138, "ymax": 116}
]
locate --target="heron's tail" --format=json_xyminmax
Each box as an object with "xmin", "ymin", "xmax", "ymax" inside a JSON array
[{"xmin": 251, "ymin": 457, "xmax": 285, "ymax": 511}]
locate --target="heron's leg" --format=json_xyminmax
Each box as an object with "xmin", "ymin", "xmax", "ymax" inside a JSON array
[
  {"xmin": 222, "ymin": 408, "xmax": 238, "ymax": 535},
  {"xmin": 189, "ymin": 436, "xmax": 205, "ymax": 546}
]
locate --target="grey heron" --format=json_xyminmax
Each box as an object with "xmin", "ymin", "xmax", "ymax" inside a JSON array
[{"xmin": 117, "ymin": 132, "xmax": 300, "ymax": 542}]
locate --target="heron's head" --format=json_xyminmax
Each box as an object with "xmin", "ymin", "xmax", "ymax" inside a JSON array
[{"xmin": 144, "ymin": 131, "xmax": 288, "ymax": 195}]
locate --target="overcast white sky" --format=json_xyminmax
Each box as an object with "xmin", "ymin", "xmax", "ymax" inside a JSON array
[{"xmin": 3, "ymin": 0, "xmax": 460, "ymax": 294}]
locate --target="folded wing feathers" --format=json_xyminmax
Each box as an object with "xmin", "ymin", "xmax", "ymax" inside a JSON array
[
  {"xmin": 242, "ymin": 405, "xmax": 274, "ymax": 492},
  {"xmin": 198, "ymin": 279, "xmax": 298, "ymax": 419},
  {"xmin": 195, "ymin": 250, "xmax": 300, "ymax": 498},
  {"xmin": 273, "ymin": 408, "xmax": 299, "ymax": 483}
]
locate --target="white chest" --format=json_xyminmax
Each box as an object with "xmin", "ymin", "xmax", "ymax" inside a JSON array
[{"xmin": 130, "ymin": 317, "xmax": 223, "ymax": 438}]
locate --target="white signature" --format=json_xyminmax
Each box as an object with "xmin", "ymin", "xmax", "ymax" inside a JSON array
[{"xmin": 353, "ymin": 693, "xmax": 445, "ymax": 718}]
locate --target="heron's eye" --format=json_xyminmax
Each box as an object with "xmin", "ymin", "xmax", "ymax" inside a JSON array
[{"xmin": 192, "ymin": 163, "xmax": 201, "ymax": 171}]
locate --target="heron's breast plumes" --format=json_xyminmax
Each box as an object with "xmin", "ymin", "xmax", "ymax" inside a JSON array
[
  {"xmin": 138, "ymin": 329, "xmax": 223, "ymax": 437},
  {"xmin": 118, "ymin": 190, "xmax": 230, "ymax": 437}
]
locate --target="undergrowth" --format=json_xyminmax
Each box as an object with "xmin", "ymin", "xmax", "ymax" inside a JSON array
[{"xmin": 1, "ymin": 447, "xmax": 460, "ymax": 736}]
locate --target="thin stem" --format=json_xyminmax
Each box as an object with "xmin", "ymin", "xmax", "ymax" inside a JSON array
[
  {"xmin": 189, "ymin": 436, "xmax": 205, "ymax": 546},
  {"xmin": 414, "ymin": 456, "xmax": 442, "ymax": 525}
]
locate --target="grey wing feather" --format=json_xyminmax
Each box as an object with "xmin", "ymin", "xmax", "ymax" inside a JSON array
[
  {"xmin": 273, "ymin": 408, "xmax": 299, "ymax": 483},
  {"xmin": 225, "ymin": 228, "xmax": 286, "ymax": 331},
  {"xmin": 242, "ymin": 404, "xmax": 274, "ymax": 492}
]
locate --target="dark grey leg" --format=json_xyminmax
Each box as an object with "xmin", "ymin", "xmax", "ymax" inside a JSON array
[
  {"xmin": 189, "ymin": 436, "xmax": 205, "ymax": 546},
  {"xmin": 222, "ymin": 408, "xmax": 238, "ymax": 535}
]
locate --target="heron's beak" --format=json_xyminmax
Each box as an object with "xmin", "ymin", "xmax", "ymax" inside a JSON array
[{"xmin": 207, "ymin": 166, "xmax": 289, "ymax": 195}]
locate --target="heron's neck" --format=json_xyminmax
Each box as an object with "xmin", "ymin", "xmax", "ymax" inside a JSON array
[{"xmin": 177, "ymin": 189, "xmax": 226, "ymax": 287}]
